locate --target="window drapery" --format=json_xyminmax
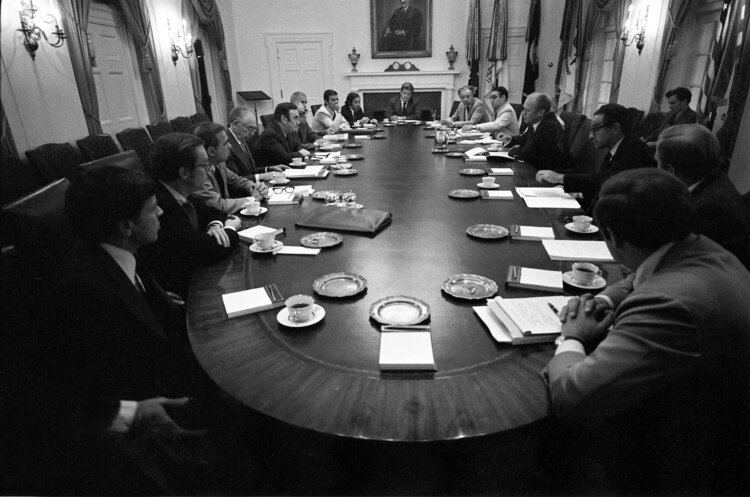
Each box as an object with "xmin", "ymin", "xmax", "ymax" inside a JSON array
[
  {"xmin": 465, "ymin": 0, "xmax": 480, "ymax": 88},
  {"xmin": 59, "ymin": 0, "xmax": 101, "ymax": 135},
  {"xmin": 188, "ymin": 0, "xmax": 233, "ymax": 115},
  {"xmin": 485, "ymin": 0, "xmax": 507, "ymax": 89},
  {"xmin": 118, "ymin": 0, "xmax": 166, "ymax": 123},
  {"xmin": 651, "ymin": 0, "xmax": 694, "ymax": 113},
  {"xmin": 556, "ymin": 0, "xmax": 586, "ymax": 109}
]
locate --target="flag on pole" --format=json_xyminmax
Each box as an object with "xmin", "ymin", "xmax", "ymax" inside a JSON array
[
  {"xmin": 466, "ymin": 0, "xmax": 480, "ymax": 88},
  {"xmin": 486, "ymin": 0, "xmax": 508, "ymax": 89},
  {"xmin": 522, "ymin": 0, "xmax": 540, "ymax": 100}
]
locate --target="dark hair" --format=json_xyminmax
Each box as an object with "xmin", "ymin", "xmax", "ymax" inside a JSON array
[
  {"xmin": 657, "ymin": 124, "xmax": 722, "ymax": 183},
  {"xmin": 323, "ymin": 89, "xmax": 338, "ymax": 104},
  {"xmin": 594, "ymin": 103, "xmax": 631, "ymax": 134},
  {"xmin": 150, "ymin": 132, "xmax": 204, "ymax": 181},
  {"xmin": 192, "ymin": 122, "xmax": 227, "ymax": 150},
  {"xmin": 345, "ymin": 92, "xmax": 360, "ymax": 106},
  {"xmin": 66, "ymin": 166, "xmax": 155, "ymax": 243},
  {"xmin": 491, "ymin": 86, "xmax": 509, "ymax": 99},
  {"xmin": 274, "ymin": 102, "xmax": 298, "ymax": 121},
  {"xmin": 665, "ymin": 87, "xmax": 692, "ymax": 103},
  {"xmin": 594, "ymin": 168, "xmax": 695, "ymax": 250},
  {"xmin": 400, "ymin": 82, "xmax": 414, "ymax": 92}
]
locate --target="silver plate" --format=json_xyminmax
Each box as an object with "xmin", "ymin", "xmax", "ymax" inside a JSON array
[
  {"xmin": 441, "ymin": 274, "xmax": 498, "ymax": 300},
  {"xmin": 459, "ymin": 168, "xmax": 486, "ymax": 175},
  {"xmin": 300, "ymin": 232, "xmax": 343, "ymax": 248},
  {"xmin": 466, "ymin": 224, "xmax": 510, "ymax": 239},
  {"xmin": 369, "ymin": 296, "xmax": 431, "ymax": 325},
  {"xmin": 333, "ymin": 169, "xmax": 358, "ymax": 175},
  {"xmin": 347, "ymin": 154, "xmax": 364, "ymax": 160},
  {"xmin": 449, "ymin": 189, "xmax": 480, "ymax": 199},
  {"xmin": 313, "ymin": 272, "xmax": 367, "ymax": 297},
  {"xmin": 312, "ymin": 190, "xmax": 340, "ymax": 200}
]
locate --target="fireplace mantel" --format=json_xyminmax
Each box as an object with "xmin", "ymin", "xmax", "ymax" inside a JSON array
[{"xmin": 344, "ymin": 70, "xmax": 460, "ymax": 116}]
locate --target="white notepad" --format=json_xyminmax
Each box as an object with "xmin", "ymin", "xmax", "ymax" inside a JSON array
[
  {"xmin": 488, "ymin": 167, "xmax": 514, "ymax": 175},
  {"xmin": 485, "ymin": 190, "xmax": 513, "ymax": 199},
  {"xmin": 512, "ymin": 226, "xmax": 555, "ymax": 240},
  {"xmin": 276, "ymin": 246, "xmax": 320, "ymax": 256},
  {"xmin": 542, "ymin": 240, "xmax": 615, "ymax": 261},
  {"xmin": 379, "ymin": 332, "xmax": 436, "ymax": 371},
  {"xmin": 237, "ymin": 225, "xmax": 283, "ymax": 243}
]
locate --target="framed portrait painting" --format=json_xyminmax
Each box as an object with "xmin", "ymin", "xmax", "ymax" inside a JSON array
[{"xmin": 371, "ymin": 0, "xmax": 432, "ymax": 58}]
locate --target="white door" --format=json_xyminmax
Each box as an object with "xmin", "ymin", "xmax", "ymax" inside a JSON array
[
  {"xmin": 88, "ymin": 3, "xmax": 149, "ymax": 135},
  {"xmin": 265, "ymin": 33, "xmax": 333, "ymax": 108}
]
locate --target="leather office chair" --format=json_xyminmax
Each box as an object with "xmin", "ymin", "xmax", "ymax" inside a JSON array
[
  {"xmin": 146, "ymin": 121, "xmax": 174, "ymax": 142},
  {"xmin": 449, "ymin": 100, "xmax": 460, "ymax": 118},
  {"xmin": 260, "ymin": 113, "xmax": 274, "ymax": 129},
  {"xmin": 510, "ymin": 103, "xmax": 523, "ymax": 119},
  {"xmin": 626, "ymin": 107, "xmax": 645, "ymax": 133},
  {"xmin": 25, "ymin": 142, "xmax": 83, "ymax": 183},
  {"xmin": 2, "ymin": 178, "xmax": 75, "ymax": 280},
  {"xmin": 637, "ymin": 112, "xmax": 666, "ymax": 141},
  {"xmin": 310, "ymin": 104, "xmax": 322, "ymax": 116},
  {"xmin": 420, "ymin": 110, "xmax": 433, "ymax": 121},
  {"xmin": 116, "ymin": 127, "xmax": 153, "ymax": 172},
  {"xmin": 170, "ymin": 116, "xmax": 194, "ymax": 133},
  {"xmin": 75, "ymin": 134, "xmax": 120, "ymax": 162},
  {"xmin": 74, "ymin": 150, "xmax": 143, "ymax": 175},
  {"xmin": 190, "ymin": 112, "xmax": 210, "ymax": 124},
  {"xmin": 0, "ymin": 155, "xmax": 44, "ymax": 207},
  {"xmin": 372, "ymin": 110, "xmax": 387, "ymax": 122}
]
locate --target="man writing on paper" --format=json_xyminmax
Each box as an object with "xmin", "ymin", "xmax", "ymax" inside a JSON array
[{"xmin": 544, "ymin": 168, "xmax": 750, "ymax": 495}]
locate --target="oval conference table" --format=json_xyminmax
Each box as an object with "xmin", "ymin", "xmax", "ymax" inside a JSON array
[{"xmin": 186, "ymin": 124, "xmax": 620, "ymax": 493}]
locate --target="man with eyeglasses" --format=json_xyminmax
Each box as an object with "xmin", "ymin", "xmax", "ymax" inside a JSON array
[
  {"xmin": 142, "ymin": 133, "xmax": 241, "ymax": 297},
  {"xmin": 253, "ymin": 102, "xmax": 311, "ymax": 169},
  {"xmin": 460, "ymin": 86, "xmax": 517, "ymax": 136},
  {"xmin": 496, "ymin": 92, "xmax": 566, "ymax": 171},
  {"xmin": 290, "ymin": 92, "xmax": 321, "ymax": 149},
  {"xmin": 225, "ymin": 106, "xmax": 287, "ymax": 179},
  {"xmin": 536, "ymin": 103, "xmax": 655, "ymax": 211}
]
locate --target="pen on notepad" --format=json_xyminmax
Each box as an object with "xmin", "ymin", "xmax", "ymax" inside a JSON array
[{"xmin": 548, "ymin": 302, "xmax": 560, "ymax": 316}]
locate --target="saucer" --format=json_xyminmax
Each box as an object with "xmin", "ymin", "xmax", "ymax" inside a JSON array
[
  {"xmin": 240, "ymin": 206, "xmax": 268, "ymax": 217},
  {"xmin": 562, "ymin": 271, "xmax": 607, "ymax": 290},
  {"xmin": 269, "ymin": 178, "xmax": 290, "ymax": 185},
  {"xmin": 249, "ymin": 240, "xmax": 283, "ymax": 253},
  {"xmin": 565, "ymin": 222, "xmax": 599, "ymax": 234},
  {"xmin": 288, "ymin": 162, "xmax": 306, "ymax": 167},
  {"xmin": 477, "ymin": 183, "xmax": 499, "ymax": 189},
  {"xmin": 277, "ymin": 304, "xmax": 325, "ymax": 328}
]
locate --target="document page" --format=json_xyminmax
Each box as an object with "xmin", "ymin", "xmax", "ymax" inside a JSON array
[
  {"xmin": 520, "ymin": 268, "xmax": 563, "ymax": 290},
  {"xmin": 497, "ymin": 296, "xmax": 571, "ymax": 335},
  {"xmin": 542, "ymin": 240, "xmax": 614, "ymax": 261}
]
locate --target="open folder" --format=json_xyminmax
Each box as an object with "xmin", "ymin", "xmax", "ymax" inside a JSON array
[{"xmin": 474, "ymin": 295, "xmax": 571, "ymax": 344}]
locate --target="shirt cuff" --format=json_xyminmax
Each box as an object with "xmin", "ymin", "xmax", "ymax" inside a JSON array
[
  {"xmin": 596, "ymin": 295, "xmax": 614, "ymax": 309},
  {"xmin": 109, "ymin": 400, "xmax": 138, "ymax": 433},
  {"xmin": 555, "ymin": 338, "xmax": 586, "ymax": 356},
  {"xmin": 207, "ymin": 220, "xmax": 223, "ymax": 230}
]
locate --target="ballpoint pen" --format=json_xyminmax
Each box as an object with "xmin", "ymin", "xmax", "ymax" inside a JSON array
[{"xmin": 548, "ymin": 302, "xmax": 560, "ymax": 316}]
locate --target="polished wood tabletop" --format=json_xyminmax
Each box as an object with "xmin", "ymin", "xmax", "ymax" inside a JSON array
[{"xmin": 186, "ymin": 124, "xmax": 620, "ymax": 442}]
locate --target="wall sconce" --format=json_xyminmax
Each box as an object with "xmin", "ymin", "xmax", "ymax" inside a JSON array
[
  {"xmin": 621, "ymin": 4, "xmax": 648, "ymax": 55},
  {"xmin": 167, "ymin": 18, "xmax": 193, "ymax": 65},
  {"xmin": 17, "ymin": 0, "xmax": 66, "ymax": 60}
]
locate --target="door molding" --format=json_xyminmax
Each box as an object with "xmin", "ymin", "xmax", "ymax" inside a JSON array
[{"xmin": 264, "ymin": 32, "xmax": 333, "ymax": 106}]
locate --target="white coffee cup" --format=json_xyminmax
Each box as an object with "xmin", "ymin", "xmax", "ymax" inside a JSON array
[
  {"xmin": 244, "ymin": 200, "xmax": 260, "ymax": 215},
  {"xmin": 285, "ymin": 294, "xmax": 315, "ymax": 322},
  {"xmin": 571, "ymin": 262, "xmax": 602, "ymax": 286},
  {"xmin": 253, "ymin": 232, "xmax": 276, "ymax": 250},
  {"xmin": 482, "ymin": 176, "xmax": 496, "ymax": 187},
  {"xmin": 573, "ymin": 215, "xmax": 593, "ymax": 232},
  {"xmin": 292, "ymin": 157, "xmax": 303, "ymax": 165}
]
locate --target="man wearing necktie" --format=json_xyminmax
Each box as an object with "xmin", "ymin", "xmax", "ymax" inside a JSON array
[
  {"xmin": 536, "ymin": 103, "xmax": 655, "ymax": 212},
  {"xmin": 461, "ymin": 86, "xmax": 517, "ymax": 137},
  {"xmin": 442, "ymin": 85, "xmax": 490, "ymax": 128},
  {"xmin": 225, "ymin": 106, "xmax": 287, "ymax": 179},
  {"xmin": 385, "ymin": 81, "xmax": 420, "ymax": 120},
  {"xmin": 382, "ymin": 0, "xmax": 423, "ymax": 51}
]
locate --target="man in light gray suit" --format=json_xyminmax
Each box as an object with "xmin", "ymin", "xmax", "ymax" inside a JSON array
[{"xmin": 442, "ymin": 85, "xmax": 489, "ymax": 127}]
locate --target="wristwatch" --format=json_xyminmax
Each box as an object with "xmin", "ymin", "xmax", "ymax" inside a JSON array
[{"xmin": 555, "ymin": 335, "xmax": 585, "ymax": 347}]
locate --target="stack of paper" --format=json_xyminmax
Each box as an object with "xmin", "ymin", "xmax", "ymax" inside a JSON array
[
  {"xmin": 238, "ymin": 225, "xmax": 284, "ymax": 243},
  {"xmin": 276, "ymin": 246, "xmax": 320, "ymax": 256},
  {"xmin": 283, "ymin": 166, "xmax": 328, "ymax": 178},
  {"xmin": 541, "ymin": 240, "xmax": 614, "ymax": 261},
  {"xmin": 510, "ymin": 225, "xmax": 555, "ymax": 241},
  {"xmin": 463, "ymin": 146, "xmax": 488, "ymax": 161},
  {"xmin": 515, "ymin": 187, "xmax": 581, "ymax": 209},
  {"xmin": 487, "ymin": 167, "xmax": 514, "ymax": 176},
  {"xmin": 379, "ymin": 331, "xmax": 436, "ymax": 371},
  {"xmin": 323, "ymin": 133, "xmax": 348, "ymax": 141},
  {"xmin": 292, "ymin": 185, "xmax": 315, "ymax": 196},
  {"xmin": 506, "ymin": 266, "xmax": 563, "ymax": 292},
  {"xmin": 222, "ymin": 284, "xmax": 285, "ymax": 318},
  {"xmin": 480, "ymin": 190, "xmax": 514, "ymax": 200},
  {"xmin": 267, "ymin": 192, "xmax": 302, "ymax": 205},
  {"xmin": 473, "ymin": 295, "xmax": 571, "ymax": 344}
]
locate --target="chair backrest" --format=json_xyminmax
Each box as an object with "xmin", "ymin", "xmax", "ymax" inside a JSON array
[
  {"xmin": 146, "ymin": 121, "xmax": 175, "ymax": 142},
  {"xmin": 260, "ymin": 113, "xmax": 274, "ymax": 129},
  {"xmin": 637, "ymin": 112, "xmax": 666, "ymax": 140},
  {"xmin": 1, "ymin": 178, "xmax": 75, "ymax": 280},
  {"xmin": 25, "ymin": 142, "xmax": 84, "ymax": 184},
  {"xmin": 372, "ymin": 110, "xmax": 387, "ymax": 122},
  {"xmin": 0, "ymin": 155, "xmax": 44, "ymax": 208},
  {"xmin": 510, "ymin": 103, "xmax": 523, "ymax": 119},
  {"xmin": 420, "ymin": 109, "xmax": 433, "ymax": 121},
  {"xmin": 190, "ymin": 112, "xmax": 210, "ymax": 124},
  {"xmin": 626, "ymin": 107, "xmax": 645, "ymax": 134},
  {"xmin": 74, "ymin": 150, "xmax": 143, "ymax": 175},
  {"xmin": 559, "ymin": 111, "xmax": 586, "ymax": 151},
  {"xmin": 170, "ymin": 116, "xmax": 194, "ymax": 133},
  {"xmin": 75, "ymin": 134, "xmax": 120, "ymax": 162},
  {"xmin": 449, "ymin": 100, "xmax": 460, "ymax": 117},
  {"xmin": 115, "ymin": 127, "xmax": 153, "ymax": 171},
  {"xmin": 310, "ymin": 104, "xmax": 322, "ymax": 116}
]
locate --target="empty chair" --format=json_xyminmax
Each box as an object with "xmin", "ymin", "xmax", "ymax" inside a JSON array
[
  {"xmin": 115, "ymin": 127, "xmax": 153, "ymax": 171},
  {"xmin": 170, "ymin": 116, "xmax": 194, "ymax": 133},
  {"xmin": 74, "ymin": 150, "xmax": 143, "ymax": 175},
  {"xmin": 260, "ymin": 113, "xmax": 274, "ymax": 129},
  {"xmin": 2, "ymin": 178, "xmax": 75, "ymax": 280},
  {"xmin": 76, "ymin": 134, "xmax": 120, "ymax": 162},
  {"xmin": 190, "ymin": 112, "xmax": 210, "ymax": 124},
  {"xmin": 25, "ymin": 142, "xmax": 83, "ymax": 183},
  {"xmin": 146, "ymin": 121, "xmax": 174, "ymax": 142}
]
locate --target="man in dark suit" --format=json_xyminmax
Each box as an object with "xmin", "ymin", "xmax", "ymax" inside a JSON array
[
  {"xmin": 383, "ymin": 0, "xmax": 423, "ymax": 51},
  {"xmin": 547, "ymin": 169, "xmax": 750, "ymax": 495},
  {"xmin": 290, "ymin": 92, "xmax": 321, "ymax": 150},
  {"xmin": 226, "ymin": 106, "xmax": 287, "ymax": 178},
  {"xmin": 385, "ymin": 81, "xmax": 420, "ymax": 120},
  {"xmin": 49, "ymin": 166, "xmax": 213, "ymax": 493},
  {"xmin": 645, "ymin": 86, "xmax": 698, "ymax": 147},
  {"xmin": 253, "ymin": 102, "xmax": 311, "ymax": 169},
  {"xmin": 657, "ymin": 123, "xmax": 750, "ymax": 268},
  {"xmin": 141, "ymin": 133, "xmax": 241, "ymax": 297},
  {"xmin": 497, "ymin": 92, "xmax": 567, "ymax": 170},
  {"xmin": 536, "ymin": 103, "xmax": 655, "ymax": 211}
]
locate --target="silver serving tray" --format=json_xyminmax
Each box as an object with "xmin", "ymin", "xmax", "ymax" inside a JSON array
[
  {"xmin": 449, "ymin": 189, "xmax": 480, "ymax": 199},
  {"xmin": 313, "ymin": 272, "xmax": 367, "ymax": 297},
  {"xmin": 332, "ymin": 169, "xmax": 358, "ymax": 175},
  {"xmin": 369, "ymin": 295, "xmax": 430, "ymax": 325},
  {"xmin": 300, "ymin": 232, "xmax": 343, "ymax": 248},
  {"xmin": 441, "ymin": 274, "xmax": 498, "ymax": 300},
  {"xmin": 459, "ymin": 168, "xmax": 486, "ymax": 175},
  {"xmin": 312, "ymin": 190, "xmax": 340, "ymax": 200},
  {"xmin": 466, "ymin": 224, "xmax": 510, "ymax": 239}
]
